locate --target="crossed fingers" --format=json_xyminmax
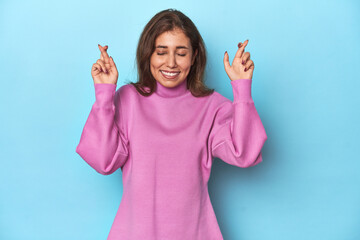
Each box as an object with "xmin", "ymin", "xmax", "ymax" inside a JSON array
[
  {"xmin": 98, "ymin": 44, "xmax": 110, "ymax": 63},
  {"xmin": 97, "ymin": 44, "xmax": 111, "ymax": 73},
  {"xmin": 233, "ymin": 40, "xmax": 253, "ymax": 71}
]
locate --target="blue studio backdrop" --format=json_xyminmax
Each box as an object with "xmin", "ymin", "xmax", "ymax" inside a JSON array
[{"xmin": 1, "ymin": 0, "xmax": 359, "ymax": 239}]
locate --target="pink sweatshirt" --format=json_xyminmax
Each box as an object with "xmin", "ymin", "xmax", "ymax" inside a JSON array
[{"xmin": 75, "ymin": 78, "xmax": 267, "ymax": 240}]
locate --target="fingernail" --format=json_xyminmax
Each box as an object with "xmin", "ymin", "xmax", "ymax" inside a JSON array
[
  {"xmin": 244, "ymin": 68, "xmax": 247, "ymax": 72},
  {"xmin": 238, "ymin": 43, "xmax": 242, "ymax": 48},
  {"xmin": 224, "ymin": 51, "xmax": 227, "ymax": 55}
]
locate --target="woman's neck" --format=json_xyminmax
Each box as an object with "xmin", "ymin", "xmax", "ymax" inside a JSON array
[{"xmin": 154, "ymin": 78, "xmax": 189, "ymax": 98}]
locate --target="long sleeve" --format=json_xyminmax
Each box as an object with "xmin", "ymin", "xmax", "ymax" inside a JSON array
[
  {"xmin": 75, "ymin": 83, "xmax": 129, "ymax": 175},
  {"xmin": 210, "ymin": 79, "xmax": 267, "ymax": 168}
]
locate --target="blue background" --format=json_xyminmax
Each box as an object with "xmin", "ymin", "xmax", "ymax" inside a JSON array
[{"xmin": 1, "ymin": 0, "xmax": 359, "ymax": 239}]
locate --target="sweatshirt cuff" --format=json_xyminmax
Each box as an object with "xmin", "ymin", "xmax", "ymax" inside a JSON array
[
  {"xmin": 230, "ymin": 79, "xmax": 253, "ymax": 103},
  {"xmin": 94, "ymin": 83, "xmax": 117, "ymax": 108}
]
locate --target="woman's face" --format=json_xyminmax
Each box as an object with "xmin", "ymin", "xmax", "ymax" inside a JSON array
[{"xmin": 150, "ymin": 28, "xmax": 197, "ymax": 88}]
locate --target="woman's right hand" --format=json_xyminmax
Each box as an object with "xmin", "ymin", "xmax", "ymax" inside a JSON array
[{"xmin": 91, "ymin": 44, "xmax": 118, "ymax": 85}]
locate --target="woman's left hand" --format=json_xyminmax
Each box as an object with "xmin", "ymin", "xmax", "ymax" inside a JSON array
[{"xmin": 223, "ymin": 39, "xmax": 254, "ymax": 81}]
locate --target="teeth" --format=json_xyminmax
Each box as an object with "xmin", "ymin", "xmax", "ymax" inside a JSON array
[{"xmin": 161, "ymin": 71, "xmax": 180, "ymax": 76}]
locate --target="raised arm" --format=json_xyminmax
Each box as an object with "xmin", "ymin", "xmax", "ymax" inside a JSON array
[
  {"xmin": 75, "ymin": 44, "xmax": 129, "ymax": 175},
  {"xmin": 210, "ymin": 79, "xmax": 267, "ymax": 167},
  {"xmin": 75, "ymin": 83, "xmax": 129, "ymax": 175},
  {"xmin": 210, "ymin": 39, "xmax": 267, "ymax": 167}
]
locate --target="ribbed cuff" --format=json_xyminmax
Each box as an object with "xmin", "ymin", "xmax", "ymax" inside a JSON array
[
  {"xmin": 230, "ymin": 79, "xmax": 253, "ymax": 103},
  {"xmin": 94, "ymin": 83, "xmax": 117, "ymax": 108}
]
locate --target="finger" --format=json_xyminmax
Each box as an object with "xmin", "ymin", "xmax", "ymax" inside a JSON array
[
  {"xmin": 242, "ymin": 52, "xmax": 250, "ymax": 65},
  {"xmin": 98, "ymin": 45, "xmax": 108, "ymax": 62},
  {"xmin": 234, "ymin": 39, "xmax": 249, "ymax": 61},
  {"xmin": 92, "ymin": 63, "xmax": 102, "ymax": 73},
  {"xmin": 244, "ymin": 60, "xmax": 254, "ymax": 72},
  {"xmin": 98, "ymin": 44, "xmax": 104, "ymax": 61},
  {"xmin": 102, "ymin": 46, "xmax": 109, "ymax": 62},
  {"xmin": 103, "ymin": 46, "xmax": 110, "ymax": 64},
  {"xmin": 247, "ymin": 64, "xmax": 254, "ymax": 72},
  {"xmin": 109, "ymin": 56, "xmax": 116, "ymax": 69},
  {"xmin": 98, "ymin": 44, "xmax": 108, "ymax": 50},
  {"xmin": 96, "ymin": 59, "xmax": 108, "ymax": 73},
  {"xmin": 98, "ymin": 44, "xmax": 110, "ymax": 63},
  {"xmin": 223, "ymin": 51, "xmax": 231, "ymax": 72}
]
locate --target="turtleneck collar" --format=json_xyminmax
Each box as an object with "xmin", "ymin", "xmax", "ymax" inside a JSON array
[{"xmin": 154, "ymin": 78, "xmax": 189, "ymax": 98}]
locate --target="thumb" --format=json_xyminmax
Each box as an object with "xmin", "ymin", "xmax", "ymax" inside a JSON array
[{"xmin": 223, "ymin": 51, "xmax": 231, "ymax": 72}]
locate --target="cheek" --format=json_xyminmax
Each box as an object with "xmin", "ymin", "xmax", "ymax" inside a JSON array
[
  {"xmin": 179, "ymin": 57, "xmax": 193, "ymax": 70},
  {"xmin": 150, "ymin": 56, "xmax": 163, "ymax": 69}
]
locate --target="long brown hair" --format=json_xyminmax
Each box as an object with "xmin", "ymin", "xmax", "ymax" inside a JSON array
[{"xmin": 128, "ymin": 9, "xmax": 214, "ymax": 97}]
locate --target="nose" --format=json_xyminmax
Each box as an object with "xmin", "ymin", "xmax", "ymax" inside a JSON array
[{"xmin": 166, "ymin": 53, "xmax": 177, "ymax": 68}]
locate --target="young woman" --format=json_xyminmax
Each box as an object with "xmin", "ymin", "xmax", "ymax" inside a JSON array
[{"xmin": 76, "ymin": 8, "xmax": 267, "ymax": 240}]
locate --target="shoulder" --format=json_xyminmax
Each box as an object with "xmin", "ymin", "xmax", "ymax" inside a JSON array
[
  {"xmin": 205, "ymin": 90, "xmax": 234, "ymax": 121},
  {"xmin": 113, "ymin": 84, "xmax": 139, "ymax": 107},
  {"xmin": 116, "ymin": 83, "xmax": 134, "ymax": 94},
  {"xmin": 209, "ymin": 89, "xmax": 232, "ymax": 109},
  {"xmin": 115, "ymin": 83, "xmax": 138, "ymax": 98}
]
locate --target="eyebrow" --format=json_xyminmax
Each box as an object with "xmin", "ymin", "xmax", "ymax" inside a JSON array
[{"xmin": 156, "ymin": 45, "xmax": 189, "ymax": 49}]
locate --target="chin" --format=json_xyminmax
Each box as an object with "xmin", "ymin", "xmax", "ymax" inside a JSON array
[{"xmin": 159, "ymin": 78, "xmax": 184, "ymax": 87}]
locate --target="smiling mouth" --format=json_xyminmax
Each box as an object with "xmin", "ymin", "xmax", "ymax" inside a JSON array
[{"xmin": 160, "ymin": 70, "xmax": 180, "ymax": 78}]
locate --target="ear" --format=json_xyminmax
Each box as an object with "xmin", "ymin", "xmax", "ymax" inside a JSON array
[{"xmin": 191, "ymin": 49, "xmax": 198, "ymax": 66}]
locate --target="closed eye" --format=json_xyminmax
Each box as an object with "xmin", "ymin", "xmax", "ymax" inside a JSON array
[{"xmin": 156, "ymin": 52, "xmax": 186, "ymax": 56}]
